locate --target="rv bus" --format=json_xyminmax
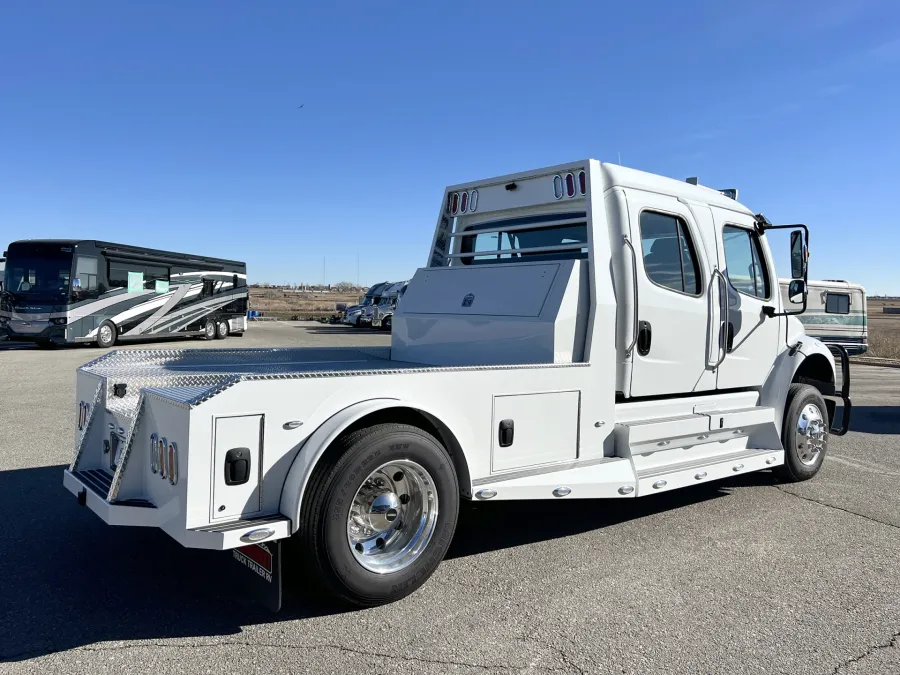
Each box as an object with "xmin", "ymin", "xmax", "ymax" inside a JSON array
[
  {"xmin": 1, "ymin": 239, "xmax": 248, "ymax": 347},
  {"xmin": 779, "ymin": 278, "xmax": 867, "ymax": 355}
]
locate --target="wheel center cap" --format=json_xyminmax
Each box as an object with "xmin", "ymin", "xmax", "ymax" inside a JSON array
[{"xmin": 365, "ymin": 492, "xmax": 401, "ymax": 531}]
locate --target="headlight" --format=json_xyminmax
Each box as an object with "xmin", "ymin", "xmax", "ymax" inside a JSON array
[{"xmin": 51, "ymin": 317, "xmax": 68, "ymax": 325}]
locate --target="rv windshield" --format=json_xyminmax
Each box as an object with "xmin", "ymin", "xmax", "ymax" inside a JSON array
[{"xmin": 3, "ymin": 245, "xmax": 73, "ymax": 304}]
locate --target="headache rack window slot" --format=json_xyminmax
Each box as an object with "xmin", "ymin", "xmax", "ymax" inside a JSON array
[
  {"xmin": 448, "ymin": 216, "xmax": 588, "ymax": 237},
  {"xmin": 449, "ymin": 243, "xmax": 587, "ymax": 259}
]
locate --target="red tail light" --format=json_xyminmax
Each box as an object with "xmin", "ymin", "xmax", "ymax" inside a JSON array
[
  {"xmin": 565, "ymin": 173, "xmax": 575, "ymax": 198},
  {"xmin": 450, "ymin": 192, "xmax": 460, "ymax": 215},
  {"xmin": 460, "ymin": 191, "xmax": 468, "ymax": 213},
  {"xmin": 578, "ymin": 170, "xmax": 586, "ymax": 195}
]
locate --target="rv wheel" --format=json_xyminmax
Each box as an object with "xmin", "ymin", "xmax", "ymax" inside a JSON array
[
  {"xmin": 216, "ymin": 320, "xmax": 229, "ymax": 339},
  {"xmin": 298, "ymin": 423, "xmax": 459, "ymax": 607},
  {"xmin": 383, "ymin": 316, "xmax": 392, "ymax": 331},
  {"xmin": 203, "ymin": 319, "xmax": 216, "ymax": 340},
  {"xmin": 776, "ymin": 384, "xmax": 829, "ymax": 482},
  {"xmin": 97, "ymin": 321, "xmax": 117, "ymax": 348}
]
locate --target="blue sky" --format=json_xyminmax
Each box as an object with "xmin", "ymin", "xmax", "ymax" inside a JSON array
[{"xmin": 1, "ymin": 1, "xmax": 898, "ymax": 293}]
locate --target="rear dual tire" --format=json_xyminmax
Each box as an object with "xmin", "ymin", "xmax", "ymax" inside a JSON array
[{"xmin": 298, "ymin": 423, "xmax": 459, "ymax": 607}]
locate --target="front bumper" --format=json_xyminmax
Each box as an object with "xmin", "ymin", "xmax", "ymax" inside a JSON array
[{"xmin": 1, "ymin": 321, "xmax": 69, "ymax": 343}]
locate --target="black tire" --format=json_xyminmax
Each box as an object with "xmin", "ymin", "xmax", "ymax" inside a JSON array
[
  {"xmin": 97, "ymin": 321, "xmax": 118, "ymax": 348},
  {"xmin": 383, "ymin": 316, "xmax": 392, "ymax": 331},
  {"xmin": 203, "ymin": 318, "xmax": 216, "ymax": 341},
  {"xmin": 775, "ymin": 383, "xmax": 829, "ymax": 482},
  {"xmin": 216, "ymin": 320, "xmax": 229, "ymax": 339},
  {"xmin": 298, "ymin": 423, "xmax": 459, "ymax": 607},
  {"xmin": 354, "ymin": 316, "xmax": 362, "ymax": 328}
]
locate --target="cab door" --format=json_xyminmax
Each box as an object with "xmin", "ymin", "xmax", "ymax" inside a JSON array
[
  {"xmin": 712, "ymin": 211, "xmax": 780, "ymax": 389},
  {"xmin": 626, "ymin": 190, "xmax": 716, "ymax": 397}
]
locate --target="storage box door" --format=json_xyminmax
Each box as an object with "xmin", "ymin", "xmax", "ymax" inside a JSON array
[
  {"xmin": 491, "ymin": 391, "xmax": 579, "ymax": 473},
  {"xmin": 212, "ymin": 415, "xmax": 263, "ymax": 520}
]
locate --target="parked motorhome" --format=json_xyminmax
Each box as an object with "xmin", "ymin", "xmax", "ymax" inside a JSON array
[
  {"xmin": 1, "ymin": 240, "xmax": 248, "ymax": 347},
  {"xmin": 65, "ymin": 160, "xmax": 850, "ymax": 609},
  {"xmin": 780, "ymin": 279, "xmax": 867, "ymax": 355}
]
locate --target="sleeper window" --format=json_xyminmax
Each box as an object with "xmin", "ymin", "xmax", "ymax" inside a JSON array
[
  {"xmin": 722, "ymin": 225, "xmax": 770, "ymax": 299},
  {"xmin": 826, "ymin": 293, "xmax": 850, "ymax": 314},
  {"xmin": 639, "ymin": 211, "xmax": 701, "ymax": 295}
]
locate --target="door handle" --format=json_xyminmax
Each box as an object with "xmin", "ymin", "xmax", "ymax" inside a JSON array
[
  {"xmin": 498, "ymin": 419, "xmax": 514, "ymax": 447},
  {"xmin": 637, "ymin": 321, "xmax": 652, "ymax": 356}
]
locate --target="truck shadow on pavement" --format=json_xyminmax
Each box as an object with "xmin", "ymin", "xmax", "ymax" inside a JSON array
[
  {"xmin": 846, "ymin": 406, "xmax": 900, "ymax": 435},
  {"xmin": 0, "ymin": 464, "xmax": 730, "ymax": 662}
]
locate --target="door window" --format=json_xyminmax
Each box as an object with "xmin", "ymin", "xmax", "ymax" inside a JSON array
[
  {"xmin": 639, "ymin": 211, "xmax": 701, "ymax": 295},
  {"xmin": 73, "ymin": 256, "xmax": 99, "ymax": 299},
  {"xmin": 825, "ymin": 293, "xmax": 850, "ymax": 314},
  {"xmin": 722, "ymin": 226, "xmax": 770, "ymax": 299}
]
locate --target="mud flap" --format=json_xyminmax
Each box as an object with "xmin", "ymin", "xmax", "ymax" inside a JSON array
[{"xmin": 231, "ymin": 541, "xmax": 282, "ymax": 612}]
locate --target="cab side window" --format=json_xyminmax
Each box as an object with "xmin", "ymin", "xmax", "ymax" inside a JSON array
[
  {"xmin": 723, "ymin": 225, "xmax": 770, "ymax": 299},
  {"xmin": 639, "ymin": 211, "xmax": 701, "ymax": 295}
]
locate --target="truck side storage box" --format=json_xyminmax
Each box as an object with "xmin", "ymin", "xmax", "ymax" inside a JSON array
[
  {"xmin": 491, "ymin": 391, "xmax": 580, "ymax": 472},
  {"xmin": 212, "ymin": 415, "xmax": 263, "ymax": 520}
]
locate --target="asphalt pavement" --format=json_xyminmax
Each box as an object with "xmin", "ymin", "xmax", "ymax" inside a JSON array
[{"xmin": 0, "ymin": 323, "xmax": 898, "ymax": 674}]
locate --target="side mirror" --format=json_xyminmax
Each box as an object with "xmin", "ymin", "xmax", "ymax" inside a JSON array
[
  {"xmin": 790, "ymin": 230, "xmax": 806, "ymax": 279},
  {"xmin": 788, "ymin": 279, "xmax": 806, "ymax": 304}
]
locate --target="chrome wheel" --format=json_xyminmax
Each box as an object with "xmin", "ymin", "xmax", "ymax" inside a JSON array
[
  {"xmin": 217, "ymin": 321, "xmax": 228, "ymax": 338},
  {"xmin": 205, "ymin": 321, "xmax": 215, "ymax": 338},
  {"xmin": 796, "ymin": 403, "xmax": 826, "ymax": 465},
  {"xmin": 347, "ymin": 459, "xmax": 438, "ymax": 574},
  {"xmin": 99, "ymin": 325, "xmax": 113, "ymax": 345}
]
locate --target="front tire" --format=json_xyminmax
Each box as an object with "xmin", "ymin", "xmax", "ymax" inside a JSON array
[
  {"xmin": 298, "ymin": 423, "xmax": 459, "ymax": 607},
  {"xmin": 97, "ymin": 321, "xmax": 117, "ymax": 348},
  {"xmin": 776, "ymin": 383, "xmax": 829, "ymax": 482}
]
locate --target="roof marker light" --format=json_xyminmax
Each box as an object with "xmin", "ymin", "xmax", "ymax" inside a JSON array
[
  {"xmin": 578, "ymin": 170, "xmax": 586, "ymax": 195},
  {"xmin": 469, "ymin": 189, "xmax": 478, "ymax": 212},
  {"xmin": 460, "ymin": 191, "xmax": 468, "ymax": 213},
  {"xmin": 565, "ymin": 173, "xmax": 576, "ymax": 198},
  {"xmin": 553, "ymin": 175, "xmax": 564, "ymax": 200}
]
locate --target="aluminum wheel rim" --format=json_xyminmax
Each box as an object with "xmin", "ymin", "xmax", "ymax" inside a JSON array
[
  {"xmin": 206, "ymin": 322, "xmax": 215, "ymax": 338},
  {"xmin": 347, "ymin": 459, "xmax": 439, "ymax": 574},
  {"xmin": 99, "ymin": 325, "xmax": 113, "ymax": 344},
  {"xmin": 796, "ymin": 403, "xmax": 826, "ymax": 465},
  {"xmin": 218, "ymin": 322, "xmax": 227, "ymax": 337}
]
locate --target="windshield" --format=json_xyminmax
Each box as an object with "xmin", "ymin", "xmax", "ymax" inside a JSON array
[
  {"xmin": 378, "ymin": 296, "xmax": 393, "ymax": 306},
  {"xmin": 360, "ymin": 296, "xmax": 375, "ymax": 306},
  {"xmin": 3, "ymin": 247, "xmax": 73, "ymax": 304}
]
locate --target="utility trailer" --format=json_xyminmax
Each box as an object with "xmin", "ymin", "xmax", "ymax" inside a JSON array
[{"xmin": 64, "ymin": 160, "xmax": 851, "ymax": 608}]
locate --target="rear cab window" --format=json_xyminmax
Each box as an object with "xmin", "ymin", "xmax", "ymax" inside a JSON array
[
  {"xmin": 457, "ymin": 213, "xmax": 588, "ymax": 265},
  {"xmin": 638, "ymin": 211, "xmax": 701, "ymax": 295}
]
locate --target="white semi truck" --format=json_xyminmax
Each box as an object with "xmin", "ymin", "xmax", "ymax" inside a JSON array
[{"xmin": 64, "ymin": 160, "xmax": 851, "ymax": 609}]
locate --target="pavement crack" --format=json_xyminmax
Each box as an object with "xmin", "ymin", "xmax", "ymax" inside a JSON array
[
  {"xmin": 18, "ymin": 639, "xmax": 525, "ymax": 671},
  {"xmin": 774, "ymin": 486, "xmax": 900, "ymax": 531},
  {"xmin": 828, "ymin": 629, "xmax": 900, "ymax": 674}
]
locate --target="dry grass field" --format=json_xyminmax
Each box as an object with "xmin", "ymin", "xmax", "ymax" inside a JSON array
[
  {"xmin": 248, "ymin": 288, "xmax": 362, "ymax": 319},
  {"xmin": 867, "ymin": 298, "xmax": 900, "ymax": 359}
]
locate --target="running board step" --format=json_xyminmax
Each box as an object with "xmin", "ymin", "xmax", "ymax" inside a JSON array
[
  {"xmin": 615, "ymin": 406, "xmax": 777, "ymax": 457},
  {"xmin": 634, "ymin": 448, "xmax": 784, "ymax": 497}
]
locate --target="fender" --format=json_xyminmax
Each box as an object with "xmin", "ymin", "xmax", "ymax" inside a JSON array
[
  {"xmin": 278, "ymin": 398, "xmax": 472, "ymax": 533},
  {"xmin": 761, "ymin": 335, "xmax": 840, "ymax": 436}
]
